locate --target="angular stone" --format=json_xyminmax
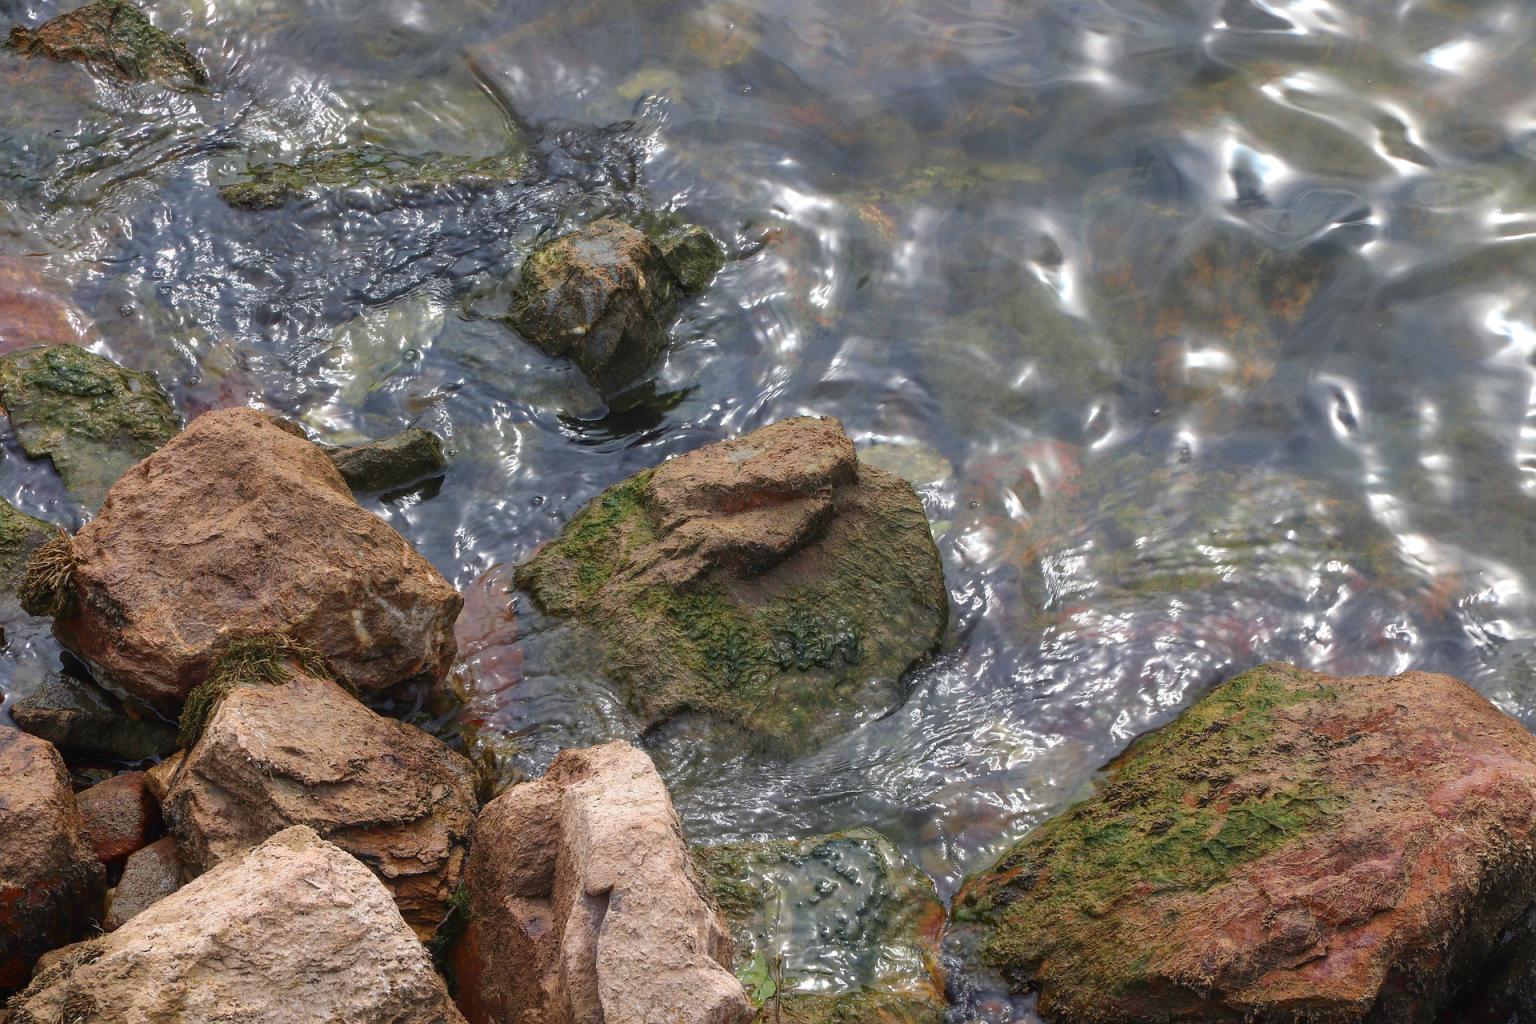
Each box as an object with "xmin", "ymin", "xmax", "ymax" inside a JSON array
[
  {"xmin": 0, "ymin": 729, "xmax": 105, "ymax": 992},
  {"xmin": 45, "ymin": 407, "xmax": 462, "ymax": 709},
  {"xmin": 450, "ymin": 741, "xmax": 751, "ymax": 1024},
  {"xmin": 76, "ymin": 770, "xmax": 156, "ymax": 865},
  {"xmin": 5, "ymin": 0, "xmax": 207, "ymax": 87},
  {"xmin": 952, "ymin": 664, "xmax": 1536, "ymax": 1024},
  {"xmin": 163, "ymin": 667, "xmax": 478, "ymax": 939},
  {"xmin": 326, "ymin": 426, "xmax": 448, "ymax": 493},
  {"xmin": 103, "ymin": 835, "xmax": 182, "ymax": 930},
  {"xmin": 657, "ymin": 224, "xmax": 727, "ymax": 293},
  {"xmin": 5, "ymin": 826, "xmax": 467, "ymax": 1023},
  {"xmin": 9, "ymin": 672, "xmax": 177, "ymax": 763}
]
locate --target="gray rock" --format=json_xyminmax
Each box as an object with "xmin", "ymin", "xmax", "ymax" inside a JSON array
[
  {"xmin": 326, "ymin": 427, "xmax": 447, "ymax": 493},
  {"xmin": 10, "ymin": 672, "xmax": 177, "ymax": 763}
]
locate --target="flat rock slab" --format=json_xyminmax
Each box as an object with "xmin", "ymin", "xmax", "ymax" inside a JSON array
[
  {"xmin": 4, "ymin": 825, "xmax": 467, "ymax": 1023},
  {"xmin": 326, "ymin": 426, "xmax": 448, "ymax": 493},
  {"xmin": 953, "ymin": 664, "xmax": 1536, "ymax": 1024}
]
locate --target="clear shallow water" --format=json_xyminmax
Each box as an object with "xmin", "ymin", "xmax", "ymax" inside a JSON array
[{"xmin": 5, "ymin": 0, "xmax": 1536, "ymax": 1006}]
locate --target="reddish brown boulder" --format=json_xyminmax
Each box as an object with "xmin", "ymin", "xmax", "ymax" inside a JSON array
[
  {"xmin": 103, "ymin": 835, "xmax": 182, "ymax": 930},
  {"xmin": 75, "ymin": 770, "xmax": 157, "ymax": 865},
  {"xmin": 41, "ymin": 407, "xmax": 462, "ymax": 709},
  {"xmin": 451, "ymin": 741, "xmax": 751, "ymax": 1024},
  {"xmin": 0, "ymin": 729, "xmax": 105, "ymax": 992},
  {"xmin": 953, "ymin": 664, "xmax": 1536, "ymax": 1023}
]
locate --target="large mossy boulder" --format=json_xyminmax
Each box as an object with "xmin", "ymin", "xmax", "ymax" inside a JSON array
[
  {"xmin": 5, "ymin": 0, "xmax": 206, "ymax": 87},
  {"xmin": 514, "ymin": 416, "xmax": 947, "ymax": 750},
  {"xmin": 952, "ymin": 664, "xmax": 1536, "ymax": 1024},
  {"xmin": 0, "ymin": 345, "xmax": 179, "ymax": 509}
]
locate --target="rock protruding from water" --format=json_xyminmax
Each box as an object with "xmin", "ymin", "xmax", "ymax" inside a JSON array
[
  {"xmin": 326, "ymin": 426, "xmax": 448, "ymax": 493},
  {"xmin": 952, "ymin": 664, "xmax": 1536, "ymax": 1024},
  {"xmin": 515, "ymin": 416, "xmax": 947, "ymax": 749},
  {"xmin": 9, "ymin": 672, "xmax": 178, "ymax": 763},
  {"xmin": 450, "ymin": 741, "xmax": 752, "ymax": 1024},
  {"xmin": 162, "ymin": 663, "xmax": 477, "ymax": 939},
  {"xmin": 4, "ymin": 826, "xmax": 468, "ymax": 1023},
  {"xmin": 0, "ymin": 345, "xmax": 179, "ymax": 509},
  {"xmin": 0, "ymin": 729, "xmax": 105, "ymax": 993},
  {"xmin": 39, "ymin": 407, "xmax": 462, "ymax": 710},
  {"xmin": 5, "ymin": 0, "xmax": 206, "ymax": 86}
]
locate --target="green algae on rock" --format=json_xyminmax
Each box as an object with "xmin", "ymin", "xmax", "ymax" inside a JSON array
[
  {"xmin": 0, "ymin": 498, "xmax": 55, "ymax": 600},
  {"xmin": 218, "ymin": 147, "xmax": 527, "ymax": 210},
  {"xmin": 6, "ymin": 0, "xmax": 207, "ymax": 87},
  {"xmin": 655, "ymin": 222, "xmax": 728, "ymax": 293},
  {"xmin": 952, "ymin": 664, "xmax": 1536, "ymax": 1024},
  {"xmin": 515, "ymin": 416, "xmax": 947, "ymax": 750},
  {"xmin": 0, "ymin": 345, "xmax": 179, "ymax": 509}
]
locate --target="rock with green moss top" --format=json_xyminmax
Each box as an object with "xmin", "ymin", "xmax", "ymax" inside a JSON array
[
  {"xmin": 325, "ymin": 427, "xmax": 447, "ymax": 493},
  {"xmin": 657, "ymin": 223, "xmax": 727, "ymax": 293},
  {"xmin": 696, "ymin": 829, "xmax": 947, "ymax": 1024},
  {"xmin": 0, "ymin": 345, "xmax": 179, "ymax": 509},
  {"xmin": 218, "ymin": 147, "xmax": 526, "ymax": 210},
  {"xmin": 0, "ymin": 497, "xmax": 54, "ymax": 603},
  {"xmin": 515, "ymin": 416, "xmax": 948, "ymax": 750},
  {"xmin": 6, "ymin": 0, "xmax": 206, "ymax": 87},
  {"xmin": 952, "ymin": 664, "xmax": 1536, "ymax": 1024}
]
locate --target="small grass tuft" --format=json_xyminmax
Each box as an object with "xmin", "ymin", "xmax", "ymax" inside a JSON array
[
  {"xmin": 18, "ymin": 529, "xmax": 76, "ymax": 618},
  {"xmin": 177, "ymin": 634, "xmax": 334, "ymax": 747}
]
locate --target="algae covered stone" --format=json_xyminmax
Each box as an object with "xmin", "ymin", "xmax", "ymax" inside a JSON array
[
  {"xmin": 514, "ymin": 416, "xmax": 948, "ymax": 749},
  {"xmin": 952, "ymin": 664, "xmax": 1536, "ymax": 1024},
  {"xmin": 219, "ymin": 146, "xmax": 526, "ymax": 210},
  {"xmin": 657, "ymin": 223, "xmax": 727, "ymax": 293},
  {"xmin": 6, "ymin": 0, "xmax": 207, "ymax": 87},
  {"xmin": 0, "ymin": 497, "xmax": 54, "ymax": 607}
]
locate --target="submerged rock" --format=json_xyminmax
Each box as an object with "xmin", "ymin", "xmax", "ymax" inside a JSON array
[
  {"xmin": 5, "ymin": 0, "xmax": 207, "ymax": 87},
  {"xmin": 4, "ymin": 826, "xmax": 468, "ymax": 1023},
  {"xmin": 37, "ymin": 407, "xmax": 461, "ymax": 709},
  {"xmin": 952, "ymin": 664, "xmax": 1536, "ymax": 1024},
  {"xmin": 0, "ymin": 345, "xmax": 179, "ymax": 509},
  {"xmin": 162, "ymin": 660, "xmax": 478, "ymax": 939},
  {"xmin": 656, "ymin": 223, "xmax": 728, "ymax": 293},
  {"xmin": 515, "ymin": 416, "xmax": 947, "ymax": 749},
  {"xmin": 219, "ymin": 147, "xmax": 526, "ymax": 210},
  {"xmin": 0, "ymin": 259, "xmax": 91, "ymax": 354},
  {"xmin": 450, "ymin": 741, "xmax": 751, "ymax": 1024},
  {"xmin": 326, "ymin": 426, "xmax": 448, "ymax": 493},
  {"xmin": 0, "ymin": 729, "xmax": 105, "ymax": 993},
  {"xmin": 103, "ymin": 834, "xmax": 182, "ymax": 930},
  {"xmin": 8, "ymin": 671, "xmax": 178, "ymax": 763}
]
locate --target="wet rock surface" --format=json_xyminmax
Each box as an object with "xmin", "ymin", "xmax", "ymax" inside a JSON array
[
  {"xmin": 219, "ymin": 147, "xmax": 526, "ymax": 210},
  {"xmin": 0, "ymin": 498, "xmax": 54, "ymax": 610},
  {"xmin": 44, "ymin": 407, "xmax": 462, "ymax": 709},
  {"xmin": 952, "ymin": 664, "xmax": 1536, "ymax": 1024},
  {"xmin": 656, "ymin": 223, "xmax": 727, "ymax": 293},
  {"xmin": 8, "ymin": 671, "xmax": 177, "ymax": 763},
  {"xmin": 76, "ymin": 770, "xmax": 157, "ymax": 865},
  {"xmin": 3, "ymin": 825, "xmax": 468, "ymax": 1023},
  {"xmin": 326, "ymin": 426, "xmax": 449, "ymax": 493},
  {"xmin": 5, "ymin": 0, "xmax": 207, "ymax": 86},
  {"xmin": 450, "ymin": 741, "xmax": 751, "ymax": 1024},
  {"xmin": 0, "ymin": 260, "xmax": 90, "ymax": 354},
  {"xmin": 515, "ymin": 416, "xmax": 947, "ymax": 749},
  {"xmin": 103, "ymin": 835, "xmax": 182, "ymax": 930}
]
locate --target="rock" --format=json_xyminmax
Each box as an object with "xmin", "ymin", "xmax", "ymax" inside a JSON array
[
  {"xmin": 450, "ymin": 741, "xmax": 751, "ymax": 1024},
  {"xmin": 506, "ymin": 219, "xmax": 683, "ymax": 397},
  {"xmin": 40, "ymin": 407, "xmax": 462, "ymax": 709},
  {"xmin": 0, "ymin": 729, "xmax": 105, "ymax": 992},
  {"xmin": 0, "ymin": 499, "xmax": 55, "ymax": 611},
  {"xmin": 162, "ymin": 662, "xmax": 477, "ymax": 938},
  {"xmin": 9, "ymin": 671, "xmax": 178, "ymax": 763},
  {"xmin": 141, "ymin": 751, "xmax": 181, "ymax": 805},
  {"xmin": 103, "ymin": 834, "xmax": 182, "ymax": 930},
  {"xmin": 219, "ymin": 147, "xmax": 526, "ymax": 210},
  {"xmin": 696, "ymin": 829, "xmax": 948, "ymax": 1024},
  {"xmin": 514, "ymin": 417, "xmax": 947, "ymax": 749},
  {"xmin": 5, "ymin": 0, "xmax": 207, "ymax": 87},
  {"xmin": 326, "ymin": 426, "xmax": 448, "ymax": 493},
  {"xmin": 4, "ymin": 825, "xmax": 468, "ymax": 1023},
  {"xmin": 952, "ymin": 664, "xmax": 1536, "ymax": 1024},
  {"xmin": 0, "ymin": 260, "xmax": 90, "ymax": 355},
  {"xmin": 657, "ymin": 224, "xmax": 727, "ymax": 293},
  {"xmin": 76, "ymin": 770, "xmax": 156, "ymax": 865}
]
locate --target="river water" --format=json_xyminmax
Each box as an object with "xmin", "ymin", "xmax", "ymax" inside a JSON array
[{"xmin": 3, "ymin": 0, "xmax": 1536, "ymax": 1013}]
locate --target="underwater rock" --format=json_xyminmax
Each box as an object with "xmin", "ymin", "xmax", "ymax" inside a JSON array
[
  {"xmin": 506, "ymin": 219, "xmax": 684, "ymax": 398},
  {"xmin": 8, "ymin": 671, "xmax": 178, "ymax": 763},
  {"xmin": 656, "ymin": 223, "xmax": 728, "ymax": 293},
  {"xmin": 37, "ymin": 407, "xmax": 461, "ymax": 709},
  {"xmin": 326, "ymin": 426, "xmax": 448, "ymax": 493},
  {"xmin": 0, "ymin": 345, "xmax": 179, "ymax": 510},
  {"xmin": 75, "ymin": 770, "xmax": 157, "ymax": 866},
  {"xmin": 4, "ymin": 825, "xmax": 467, "ymax": 1023},
  {"xmin": 695, "ymin": 829, "xmax": 948, "ymax": 1024},
  {"xmin": 0, "ymin": 729, "xmax": 105, "ymax": 993},
  {"xmin": 449, "ymin": 741, "xmax": 751, "ymax": 1024},
  {"xmin": 102, "ymin": 834, "xmax": 182, "ymax": 930},
  {"xmin": 0, "ymin": 260, "xmax": 90, "ymax": 354},
  {"xmin": 515, "ymin": 416, "xmax": 947, "ymax": 750},
  {"xmin": 952, "ymin": 664, "xmax": 1536, "ymax": 1024},
  {"xmin": 219, "ymin": 147, "xmax": 526, "ymax": 210},
  {"xmin": 0, "ymin": 498, "xmax": 55, "ymax": 608},
  {"xmin": 5, "ymin": 0, "xmax": 207, "ymax": 87}
]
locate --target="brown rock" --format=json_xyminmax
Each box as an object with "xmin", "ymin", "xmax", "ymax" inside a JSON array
[
  {"xmin": 46, "ymin": 406, "xmax": 462, "ymax": 709},
  {"xmin": 142, "ymin": 751, "xmax": 181, "ymax": 805},
  {"xmin": 162, "ymin": 667, "xmax": 478, "ymax": 939},
  {"xmin": 103, "ymin": 835, "xmax": 182, "ymax": 930},
  {"xmin": 0, "ymin": 729, "xmax": 105, "ymax": 992},
  {"xmin": 75, "ymin": 770, "xmax": 157, "ymax": 865},
  {"xmin": 0, "ymin": 260, "xmax": 88, "ymax": 355},
  {"xmin": 451, "ymin": 741, "xmax": 751, "ymax": 1024},
  {"xmin": 5, "ymin": 826, "xmax": 467, "ymax": 1023}
]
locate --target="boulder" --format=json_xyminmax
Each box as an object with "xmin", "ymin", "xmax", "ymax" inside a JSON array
[
  {"xmin": 952, "ymin": 664, "xmax": 1536, "ymax": 1024},
  {"xmin": 5, "ymin": 0, "xmax": 207, "ymax": 86},
  {"xmin": 8, "ymin": 671, "xmax": 177, "ymax": 763},
  {"xmin": 0, "ymin": 729, "xmax": 105, "ymax": 992},
  {"xmin": 38, "ymin": 406, "xmax": 462, "ymax": 709},
  {"xmin": 515, "ymin": 417, "xmax": 947, "ymax": 749},
  {"xmin": 4, "ymin": 826, "xmax": 468, "ymax": 1023},
  {"xmin": 326, "ymin": 426, "xmax": 448, "ymax": 493},
  {"xmin": 219, "ymin": 146, "xmax": 526, "ymax": 210},
  {"xmin": 76, "ymin": 770, "xmax": 157, "ymax": 865},
  {"xmin": 103, "ymin": 835, "xmax": 182, "ymax": 930},
  {"xmin": 450, "ymin": 741, "xmax": 751, "ymax": 1024},
  {"xmin": 162, "ymin": 662, "xmax": 478, "ymax": 939},
  {"xmin": 0, "ymin": 345, "xmax": 179, "ymax": 509}
]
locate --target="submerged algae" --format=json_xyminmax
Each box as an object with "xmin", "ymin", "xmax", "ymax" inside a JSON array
[{"xmin": 219, "ymin": 147, "xmax": 527, "ymax": 210}]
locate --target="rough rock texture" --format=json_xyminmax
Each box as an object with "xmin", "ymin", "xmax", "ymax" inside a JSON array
[
  {"xmin": 45, "ymin": 407, "xmax": 462, "ymax": 708},
  {"xmin": 76, "ymin": 770, "xmax": 157, "ymax": 865},
  {"xmin": 0, "ymin": 345, "xmax": 179, "ymax": 509},
  {"xmin": 162, "ymin": 667, "xmax": 478, "ymax": 939},
  {"xmin": 220, "ymin": 147, "xmax": 525, "ymax": 209},
  {"xmin": 507, "ymin": 219, "xmax": 683, "ymax": 397},
  {"xmin": 450, "ymin": 741, "xmax": 751, "ymax": 1024},
  {"xmin": 696, "ymin": 829, "xmax": 948, "ymax": 1024},
  {"xmin": 657, "ymin": 224, "xmax": 727, "ymax": 293},
  {"xmin": 515, "ymin": 417, "xmax": 947, "ymax": 749},
  {"xmin": 9, "ymin": 671, "xmax": 178, "ymax": 763},
  {"xmin": 0, "ymin": 729, "xmax": 105, "ymax": 993},
  {"xmin": 327, "ymin": 426, "xmax": 448, "ymax": 492},
  {"xmin": 952, "ymin": 664, "xmax": 1536, "ymax": 1024},
  {"xmin": 103, "ymin": 835, "xmax": 182, "ymax": 930},
  {"xmin": 6, "ymin": 0, "xmax": 207, "ymax": 86},
  {"xmin": 4, "ymin": 826, "xmax": 468, "ymax": 1023}
]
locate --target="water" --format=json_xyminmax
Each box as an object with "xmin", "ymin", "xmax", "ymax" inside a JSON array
[{"xmin": 5, "ymin": 0, "xmax": 1536, "ymax": 1010}]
